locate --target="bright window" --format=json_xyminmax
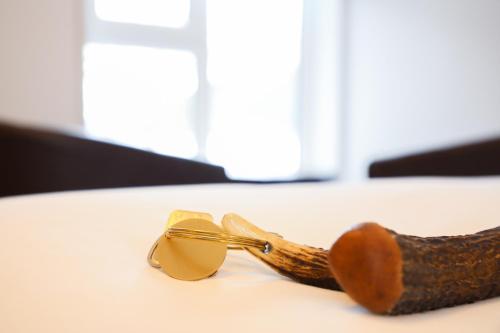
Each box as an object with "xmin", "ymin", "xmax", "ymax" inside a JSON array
[
  {"xmin": 205, "ymin": 0, "xmax": 303, "ymax": 179},
  {"xmin": 83, "ymin": 0, "xmax": 339, "ymax": 180},
  {"xmin": 83, "ymin": 44, "xmax": 198, "ymax": 158}
]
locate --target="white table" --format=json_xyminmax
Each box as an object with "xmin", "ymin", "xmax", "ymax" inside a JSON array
[{"xmin": 1, "ymin": 178, "xmax": 499, "ymax": 332}]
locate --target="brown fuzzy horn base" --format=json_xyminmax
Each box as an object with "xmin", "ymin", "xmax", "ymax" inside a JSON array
[{"xmin": 328, "ymin": 223, "xmax": 500, "ymax": 315}]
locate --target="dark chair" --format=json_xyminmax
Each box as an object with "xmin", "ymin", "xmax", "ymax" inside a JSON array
[
  {"xmin": 0, "ymin": 122, "xmax": 230, "ymax": 197},
  {"xmin": 369, "ymin": 137, "xmax": 500, "ymax": 178}
]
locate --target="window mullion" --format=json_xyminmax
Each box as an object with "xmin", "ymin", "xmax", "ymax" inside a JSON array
[
  {"xmin": 297, "ymin": 0, "xmax": 339, "ymax": 179},
  {"xmin": 189, "ymin": 0, "xmax": 209, "ymax": 162},
  {"xmin": 297, "ymin": 0, "xmax": 315, "ymax": 178}
]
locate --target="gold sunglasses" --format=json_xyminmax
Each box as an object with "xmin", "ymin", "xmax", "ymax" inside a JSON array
[{"xmin": 148, "ymin": 210, "xmax": 272, "ymax": 281}]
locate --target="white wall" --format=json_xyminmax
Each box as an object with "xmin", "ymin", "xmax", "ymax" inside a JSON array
[
  {"xmin": 0, "ymin": 0, "xmax": 83, "ymax": 129},
  {"xmin": 344, "ymin": 0, "xmax": 500, "ymax": 178}
]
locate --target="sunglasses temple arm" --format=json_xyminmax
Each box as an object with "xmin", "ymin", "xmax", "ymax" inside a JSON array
[
  {"xmin": 166, "ymin": 228, "xmax": 271, "ymax": 253},
  {"xmin": 148, "ymin": 229, "xmax": 272, "ymax": 268},
  {"xmin": 148, "ymin": 228, "xmax": 272, "ymax": 269}
]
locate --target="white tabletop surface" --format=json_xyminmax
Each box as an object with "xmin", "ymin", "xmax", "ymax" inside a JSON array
[{"xmin": 0, "ymin": 177, "xmax": 499, "ymax": 332}]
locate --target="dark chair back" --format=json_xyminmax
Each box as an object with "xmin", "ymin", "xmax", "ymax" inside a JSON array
[
  {"xmin": 369, "ymin": 137, "xmax": 500, "ymax": 178},
  {"xmin": 0, "ymin": 122, "xmax": 230, "ymax": 197}
]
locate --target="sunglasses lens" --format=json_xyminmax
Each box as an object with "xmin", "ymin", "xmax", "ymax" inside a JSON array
[{"xmin": 155, "ymin": 218, "xmax": 227, "ymax": 281}]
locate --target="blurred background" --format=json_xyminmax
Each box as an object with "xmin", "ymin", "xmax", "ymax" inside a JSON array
[{"xmin": 1, "ymin": 0, "xmax": 500, "ymax": 183}]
